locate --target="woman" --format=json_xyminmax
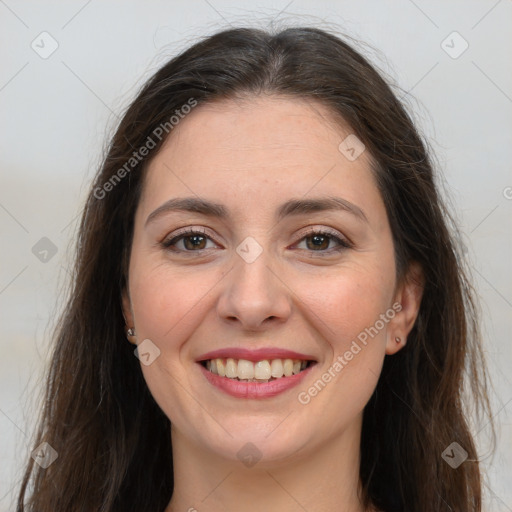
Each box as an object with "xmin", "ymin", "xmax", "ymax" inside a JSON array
[{"xmin": 16, "ymin": 26, "xmax": 494, "ymax": 512}]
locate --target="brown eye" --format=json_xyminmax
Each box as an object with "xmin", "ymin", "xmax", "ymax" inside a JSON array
[
  {"xmin": 295, "ymin": 229, "xmax": 351, "ymax": 254},
  {"xmin": 305, "ymin": 234, "xmax": 331, "ymax": 251},
  {"xmin": 162, "ymin": 229, "xmax": 217, "ymax": 252},
  {"xmin": 182, "ymin": 234, "xmax": 208, "ymax": 250}
]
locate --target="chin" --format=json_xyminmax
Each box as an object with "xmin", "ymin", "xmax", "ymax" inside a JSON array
[{"xmin": 201, "ymin": 417, "xmax": 312, "ymax": 467}]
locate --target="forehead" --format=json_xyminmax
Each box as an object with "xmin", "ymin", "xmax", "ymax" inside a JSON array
[
  {"xmin": 154, "ymin": 95, "xmax": 356, "ymax": 166},
  {"xmin": 139, "ymin": 95, "xmax": 383, "ymax": 225}
]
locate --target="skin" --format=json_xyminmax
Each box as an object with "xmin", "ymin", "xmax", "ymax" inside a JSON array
[{"xmin": 122, "ymin": 95, "xmax": 424, "ymax": 512}]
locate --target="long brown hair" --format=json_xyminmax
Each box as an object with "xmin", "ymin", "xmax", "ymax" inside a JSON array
[{"xmin": 16, "ymin": 26, "xmax": 495, "ymax": 512}]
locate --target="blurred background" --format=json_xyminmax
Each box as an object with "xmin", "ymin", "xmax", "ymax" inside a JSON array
[{"xmin": 1, "ymin": 1, "xmax": 511, "ymax": 510}]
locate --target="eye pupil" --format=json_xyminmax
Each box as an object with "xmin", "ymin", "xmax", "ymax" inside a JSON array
[
  {"xmin": 184, "ymin": 235, "xmax": 206, "ymax": 250},
  {"xmin": 307, "ymin": 234, "xmax": 329, "ymax": 250}
]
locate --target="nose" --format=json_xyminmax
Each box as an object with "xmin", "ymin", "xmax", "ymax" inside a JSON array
[{"xmin": 217, "ymin": 247, "xmax": 292, "ymax": 332}]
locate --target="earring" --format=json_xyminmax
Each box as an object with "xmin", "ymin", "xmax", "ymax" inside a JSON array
[
  {"xmin": 395, "ymin": 336, "xmax": 401, "ymax": 344},
  {"xmin": 126, "ymin": 328, "xmax": 136, "ymax": 341}
]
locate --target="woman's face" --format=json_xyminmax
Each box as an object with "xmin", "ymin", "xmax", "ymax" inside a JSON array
[{"xmin": 123, "ymin": 95, "xmax": 421, "ymax": 465}]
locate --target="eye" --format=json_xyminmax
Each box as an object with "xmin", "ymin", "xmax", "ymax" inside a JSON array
[
  {"xmin": 161, "ymin": 227, "xmax": 352, "ymax": 255},
  {"xmin": 294, "ymin": 228, "xmax": 352, "ymax": 254},
  {"xmin": 161, "ymin": 228, "xmax": 218, "ymax": 252}
]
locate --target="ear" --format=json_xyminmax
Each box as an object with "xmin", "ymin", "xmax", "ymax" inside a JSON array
[{"xmin": 386, "ymin": 261, "xmax": 424, "ymax": 355}]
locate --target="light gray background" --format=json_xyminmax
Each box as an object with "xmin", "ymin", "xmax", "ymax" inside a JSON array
[{"xmin": 1, "ymin": 1, "xmax": 511, "ymax": 510}]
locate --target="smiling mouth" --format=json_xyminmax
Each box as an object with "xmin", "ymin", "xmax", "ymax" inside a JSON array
[{"xmin": 200, "ymin": 358, "xmax": 316, "ymax": 382}]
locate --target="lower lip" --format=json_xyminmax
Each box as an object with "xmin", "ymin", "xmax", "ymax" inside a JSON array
[{"xmin": 198, "ymin": 362, "xmax": 315, "ymax": 399}]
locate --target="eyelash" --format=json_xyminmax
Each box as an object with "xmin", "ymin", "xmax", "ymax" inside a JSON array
[{"xmin": 161, "ymin": 227, "xmax": 352, "ymax": 256}]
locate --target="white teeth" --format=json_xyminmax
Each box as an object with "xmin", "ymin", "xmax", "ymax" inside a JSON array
[
  {"xmin": 283, "ymin": 359, "xmax": 294, "ymax": 377},
  {"xmin": 238, "ymin": 359, "xmax": 254, "ymax": 379},
  {"xmin": 225, "ymin": 358, "xmax": 237, "ymax": 378},
  {"xmin": 270, "ymin": 359, "xmax": 284, "ymax": 378},
  {"xmin": 204, "ymin": 357, "xmax": 312, "ymax": 381},
  {"xmin": 254, "ymin": 360, "xmax": 271, "ymax": 380},
  {"xmin": 217, "ymin": 358, "xmax": 226, "ymax": 377}
]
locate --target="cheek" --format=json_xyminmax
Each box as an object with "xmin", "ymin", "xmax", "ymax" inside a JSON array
[
  {"xmin": 295, "ymin": 270, "xmax": 392, "ymax": 424},
  {"xmin": 129, "ymin": 259, "xmax": 222, "ymax": 342},
  {"xmin": 298, "ymin": 260, "xmax": 395, "ymax": 350},
  {"xmin": 127, "ymin": 263, "xmax": 222, "ymax": 423}
]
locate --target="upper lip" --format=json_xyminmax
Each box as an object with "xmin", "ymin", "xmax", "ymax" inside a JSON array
[{"xmin": 196, "ymin": 347, "xmax": 317, "ymax": 363}]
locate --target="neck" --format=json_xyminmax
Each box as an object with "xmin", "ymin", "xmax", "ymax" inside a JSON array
[{"xmin": 165, "ymin": 413, "xmax": 372, "ymax": 512}]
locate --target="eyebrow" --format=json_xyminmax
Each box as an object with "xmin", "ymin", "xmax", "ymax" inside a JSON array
[{"xmin": 145, "ymin": 195, "xmax": 368, "ymax": 227}]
